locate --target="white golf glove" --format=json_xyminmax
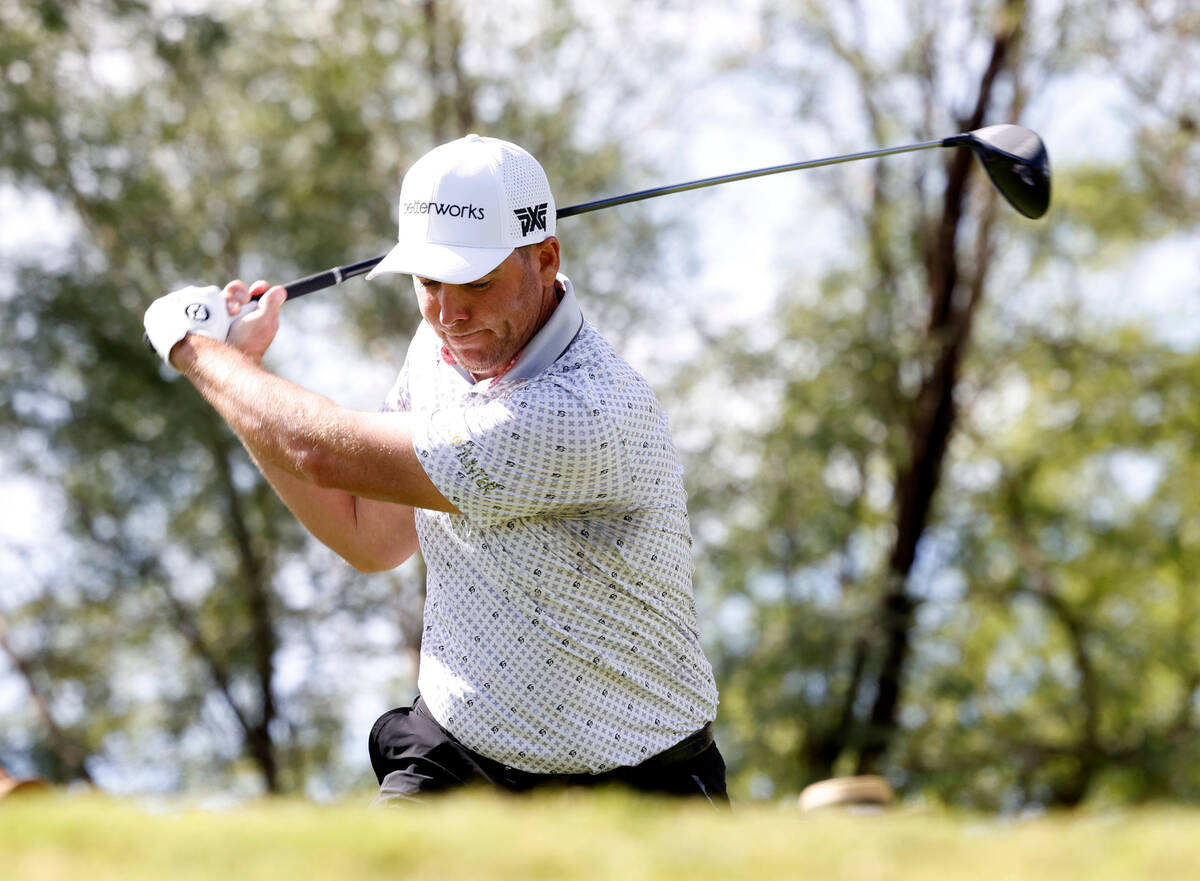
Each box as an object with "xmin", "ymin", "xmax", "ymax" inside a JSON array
[{"xmin": 143, "ymin": 284, "xmax": 233, "ymax": 365}]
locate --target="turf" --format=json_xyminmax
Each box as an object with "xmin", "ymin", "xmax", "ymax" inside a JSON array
[{"xmin": 4, "ymin": 790, "xmax": 1199, "ymax": 881}]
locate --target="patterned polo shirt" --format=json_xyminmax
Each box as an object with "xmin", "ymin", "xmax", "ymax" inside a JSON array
[{"xmin": 382, "ymin": 274, "xmax": 719, "ymax": 774}]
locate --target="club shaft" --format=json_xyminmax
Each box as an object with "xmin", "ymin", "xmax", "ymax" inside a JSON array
[
  {"xmin": 556, "ymin": 139, "xmax": 945, "ymax": 218},
  {"xmin": 275, "ymin": 137, "xmax": 949, "ymax": 301}
]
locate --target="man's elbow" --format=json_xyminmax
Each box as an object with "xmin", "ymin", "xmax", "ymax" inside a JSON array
[
  {"xmin": 341, "ymin": 544, "xmax": 414, "ymax": 574},
  {"xmin": 344, "ymin": 554, "xmax": 394, "ymax": 574},
  {"xmin": 293, "ymin": 443, "xmax": 347, "ymax": 492}
]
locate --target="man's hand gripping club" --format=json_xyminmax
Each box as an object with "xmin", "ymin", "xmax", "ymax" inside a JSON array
[{"xmin": 143, "ymin": 280, "xmax": 286, "ymax": 367}]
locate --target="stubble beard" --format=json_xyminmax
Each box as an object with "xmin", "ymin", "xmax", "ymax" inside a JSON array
[
  {"xmin": 446, "ymin": 330, "xmax": 507, "ymax": 376},
  {"xmin": 450, "ymin": 254, "xmax": 544, "ymax": 378}
]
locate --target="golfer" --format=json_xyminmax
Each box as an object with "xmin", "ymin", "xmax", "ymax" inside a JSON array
[{"xmin": 143, "ymin": 135, "xmax": 725, "ymax": 804}]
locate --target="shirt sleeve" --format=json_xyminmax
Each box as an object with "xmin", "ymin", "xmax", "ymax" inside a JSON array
[
  {"xmin": 411, "ymin": 379, "xmax": 634, "ymax": 523},
  {"xmin": 382, "ymin": 326, "xmax": 430, "ymax": 413},
  {"xmin": 381, "ymin": 364, "xmax": 410, "ymax": 413}
]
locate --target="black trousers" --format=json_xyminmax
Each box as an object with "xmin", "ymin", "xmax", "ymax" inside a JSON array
[{"xmin": 368, "ymin": 697, "xmax": 729, "ymax": 807}]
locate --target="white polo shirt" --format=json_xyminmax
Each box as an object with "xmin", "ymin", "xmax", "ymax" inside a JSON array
[{"xmin": 382, "ymin": 275, "xmax": 719, "ymax": 774}]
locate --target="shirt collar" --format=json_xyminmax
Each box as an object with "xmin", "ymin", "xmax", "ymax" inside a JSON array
[{"xmin": 442, "ymin": 273, "xmax": 584, "ymax": 391}]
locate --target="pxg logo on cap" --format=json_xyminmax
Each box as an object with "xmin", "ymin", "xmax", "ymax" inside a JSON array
[
  {"xmin": 514, "ymin": 202, "xmax": 548, "ymax": 237},
  {"xmin": 366, "ymin": 134, "xmax": 557, "ymax": 286}
]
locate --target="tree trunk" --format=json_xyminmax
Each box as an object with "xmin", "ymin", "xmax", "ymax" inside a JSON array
[
  {"xmin": 0, "ymin": 612, "xmax": 95, "ymax": 785},
  {"xmin": 856, "ymin": 0, "xmax": 1025, "ymax": 775},
  {"xmin": 422, "ymin": 0, "xmax": 476, "ymax": 142},
  {"xmin": 211, "ymin": 431, "xmax": 281, "ymax": 794}
]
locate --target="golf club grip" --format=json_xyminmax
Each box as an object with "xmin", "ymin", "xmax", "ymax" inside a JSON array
[
  {"xmin": 280, "ymin": 268, "xmax": 344, "ymax": 300},
  {"xmin": 264, "ymin": 255, "xmax": 387, "ymax": 301}
]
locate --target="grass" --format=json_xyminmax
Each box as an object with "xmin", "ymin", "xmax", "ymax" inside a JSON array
[{"xmin": 5, "ymin": 789, "xmax": 1200, "ymax": 881}]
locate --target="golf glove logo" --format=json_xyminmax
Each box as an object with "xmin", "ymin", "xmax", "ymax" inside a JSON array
[{"xmin": 143, "ymin": 284, "xmax": 231, "ymax": 366}]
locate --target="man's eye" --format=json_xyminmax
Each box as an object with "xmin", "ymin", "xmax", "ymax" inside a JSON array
[
  {"xmin": 419, "ymin": 279, "xmax": 439, "ymax": 290},
  {"xmin": 468, "ymin": 281, "xmax": 492, "ymax": 291}
]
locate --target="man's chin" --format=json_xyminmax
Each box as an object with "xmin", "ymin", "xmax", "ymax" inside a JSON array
[{"xmin": 449, "ymin": 348, "xmax": 504, "ymax": 378}]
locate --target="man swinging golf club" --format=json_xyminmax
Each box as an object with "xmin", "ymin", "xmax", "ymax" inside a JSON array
[{"xmin": 143, "ymin": 135, "xmax": 726, "ymax": 805}]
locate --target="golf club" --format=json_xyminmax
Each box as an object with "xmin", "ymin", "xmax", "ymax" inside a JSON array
[
  {"xmin": 143, "ymin": 122, "xmax": 1048, "ymax": 357},
  {"xmin": 270, "ymin": 123, "xmax": 1047, "ymax": 302}
]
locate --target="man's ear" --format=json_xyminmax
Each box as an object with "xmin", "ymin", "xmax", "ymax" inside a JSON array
[{"xmin": 536, "ymin": 236, "xmax": 561, "ymax": 282}]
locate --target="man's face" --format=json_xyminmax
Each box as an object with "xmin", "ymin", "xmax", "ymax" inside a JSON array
[{"xmin": 414, "ymin": 237, "xmax": 560, "ymax": 380}]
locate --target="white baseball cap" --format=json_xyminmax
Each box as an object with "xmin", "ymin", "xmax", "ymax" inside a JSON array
[{"xmin": 366, "ymin": 134, "xmax": 557, "ymax": 284}]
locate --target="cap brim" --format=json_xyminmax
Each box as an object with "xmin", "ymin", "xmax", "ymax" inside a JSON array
[{"xmin": 365, "ymin": 240, "xmax": 514, "ymax": 284}]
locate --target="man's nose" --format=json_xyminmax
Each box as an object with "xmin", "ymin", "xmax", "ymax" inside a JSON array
[{"xmin": 438, "ymin": 287, "xmax": 469, "ymax": 325}]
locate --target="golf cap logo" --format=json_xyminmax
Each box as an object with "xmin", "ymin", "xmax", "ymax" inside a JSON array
[
  {"xmin": 514, "ymin": 203, "xmax": 548, "ymax": 237},
  {"xmin": 185, "ymin": 303, "xmax": 210, "ymax": 322},
  {"xmin": 403, "ymin": 201, "xmax": 486, "ymax": 220}
]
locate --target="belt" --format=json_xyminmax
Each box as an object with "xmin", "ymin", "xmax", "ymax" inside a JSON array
[
  {"xmin": 415, "ymin": 695, "xmax": 713, "ymax": 774},
  {"xmin": 640, "ymin": 721, "xmax": 715, "ymax": 768}
]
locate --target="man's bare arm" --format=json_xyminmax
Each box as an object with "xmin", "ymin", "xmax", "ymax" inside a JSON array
[
  {"xmin": 171, "ymin": 334, "xmax": 456, "ymax": 511},
  {"xmin": 252, "ymin": 455, "xmax": 420, "ymax": 573},
  {"xmin": 161, "ymin": 283, "xmax": 454, "ymax": 571}
]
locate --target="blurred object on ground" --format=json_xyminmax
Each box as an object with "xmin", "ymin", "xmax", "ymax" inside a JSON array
[{"xmin": 799, "ymin": 775, "xmax": 894, "ymax": 812}]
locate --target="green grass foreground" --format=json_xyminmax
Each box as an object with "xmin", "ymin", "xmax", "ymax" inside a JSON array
[{"xmin": 5, "ymin": 790, "xmax": 1199, "ymax": 881}]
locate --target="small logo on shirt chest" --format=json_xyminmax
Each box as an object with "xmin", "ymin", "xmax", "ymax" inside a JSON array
[{"xmin": 451, "ymin": 436, "xmax": 498, "ymax": 494}]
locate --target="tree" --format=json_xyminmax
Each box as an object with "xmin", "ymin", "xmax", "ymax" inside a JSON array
[
  {"xmin": 900, "ymin": 330, "xmax": 1200, "ymax": 808},
  {"xmin": 0, "ymin": 0, "xmax": 668, "ymax": 793},
  {"xmin": 681, "ymin": 0, "xmax": 1200, "ymax": 805}
]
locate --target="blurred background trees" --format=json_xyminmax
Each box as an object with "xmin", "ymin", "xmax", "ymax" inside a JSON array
[
  {"xmin": 1, "ymin": 0, "xmax": 1197, "ymax": 807},
  {"xmin": 681, "ymin": 0, "xmax": 1200, "ymax": 808},
  {"xmin": 0, "ymin": 0, "xmax": 667, "ymax": 796}
]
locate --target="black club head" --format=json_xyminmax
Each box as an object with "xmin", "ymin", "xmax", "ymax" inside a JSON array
[{"xmin": 946, "ymin": 124, "xmax": 1051, "ymax": 219}]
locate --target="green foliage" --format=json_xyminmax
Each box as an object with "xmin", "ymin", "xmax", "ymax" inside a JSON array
[
  {"xmin": 681, "ymin": 0, "xmax": 1200, "ymax": 807},
  {"xmin": 3, "ymin": 0, "xmax": 1199, "ymax": 810},
  {"xmin": 898, "ymin": 331, "xmax": 1200, "ymax": 808},
  {"xmin": 0, "ymin": 0, "xmax": 666, "ymax": 793},
  {"xmin": 1049, "ymin": 162, "xmax": 1184, "ymax": 260}
]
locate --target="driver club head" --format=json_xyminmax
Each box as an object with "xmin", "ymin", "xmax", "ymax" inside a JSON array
[{"xmin": 946, "ymin": 124, "xmax": 1051, "ymax": 219}]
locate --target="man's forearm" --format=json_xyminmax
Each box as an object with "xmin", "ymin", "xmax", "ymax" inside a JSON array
[
  {"xmin": 173, "ymin": 335, "xmax": 342, "ymax": 481},
  {"xmin": 171, "ymin": 335, "xmax": 457, "ymax": 512},
  {"xmin": 170, "ymin": 334, "xmax": 429, "ymax": 570}
]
